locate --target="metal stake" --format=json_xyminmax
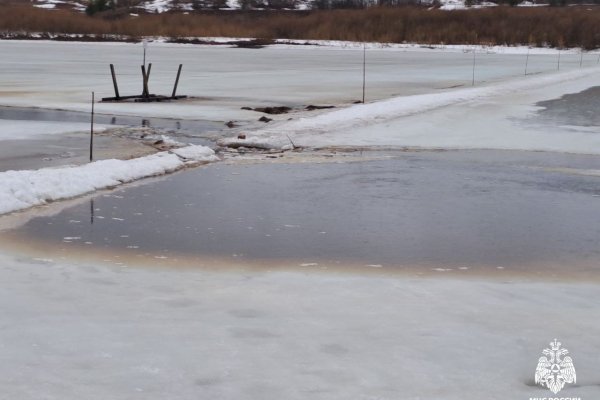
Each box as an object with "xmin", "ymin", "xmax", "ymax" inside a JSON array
[
  {"xmin": 362, "ymin": 42, "xmax": 366, "ymax": 103},
  {"xmin": 90, "ymin": 92, "xmax": 94, "ymax": 162}
]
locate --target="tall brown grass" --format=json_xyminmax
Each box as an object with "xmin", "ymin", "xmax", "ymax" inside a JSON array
[{"xmin": 1, "ymin": 5, "xmax": 599, "ymax": 48}]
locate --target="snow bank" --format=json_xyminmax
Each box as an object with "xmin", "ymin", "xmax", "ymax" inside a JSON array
[
  {"xmin": 219, "ymin": 66, "xmax": 600, "ymax": 150},
  {"xmin": 0, "ymin": 145, "xmax": 218, "ymax": 215}
]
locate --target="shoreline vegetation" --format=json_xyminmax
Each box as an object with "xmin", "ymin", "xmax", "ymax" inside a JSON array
[{"xmin": 0, "ymin": 6, "xmax": 600, "ymax": 48}]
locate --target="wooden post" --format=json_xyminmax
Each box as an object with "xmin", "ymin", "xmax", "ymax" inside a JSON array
[
  {"xmin": 90, "ymin": 92, "xmax": 94, "ymax": 162},
  {"xmin": 580, "ymin": 50, "xmax": 584, "ymax": 68},
  {"xmin": 143, "ymin": 39, "xmax": 148, "ymax": 69},
  {"xmin": 141, "ymin": 65, "xmax": 146, "ymax": 97},
  {"xmin": 110, "ymin": 64, "xmax": 120, "ymax": 100},
  {"xmin": 524, "ymin": 47, "xmax": 530, "ymax": 76},
  {"xmin": 171, "ymin": 64, "xmax": 183, "ymax": 98},
  {"xmin": 90, "ymin": 199, "xmax": 94, "ymax": 225},
  {"xmin": 141, "ymin": 63, "xmax": 152, "ymax": 97},
  {"xmin": 557, "ymin": 50, "xmax": 561, "ymax": 71},
  {"xmin": 471, "ymin": 48, "xmax": 476, "ymax": 86}
]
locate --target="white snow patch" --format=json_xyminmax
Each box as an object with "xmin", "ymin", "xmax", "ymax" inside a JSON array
[
  {"xmin": 517, "ymin": 0, "xmax": 548, "ymax": 6},
  {"xmin": 2, "ymin": 256, "xmax": 598, "ymax": 399},
  {"xmin": 171, "ymin": 145, "xmax": 219, "ymax": 161},
  {"xmin": 142, "ymin": 0, "xmax": 173, "ymax": 13}
]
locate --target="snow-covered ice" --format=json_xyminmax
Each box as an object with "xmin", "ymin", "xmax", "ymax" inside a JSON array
[
  {"xmin": 1, "ymin": 41, "xmax": 594, "ymax": 156},
  {"xmin": 0, "ymin": 119, "xmax": 106, "ymax": 141},
  {"xmin": 0, "ymin": 252, "xmax": 597, "ymax": 400},
  {"xmin": 0, "ymin": 40, "xmax": 594, "ymax": 123}
]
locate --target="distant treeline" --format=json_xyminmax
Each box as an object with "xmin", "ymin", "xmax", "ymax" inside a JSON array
[
  {"xmin": 85, "ymin": 0, "xmax": 600, "ymax": 12},
  {"xmin": 188, "ymin": 0, "xmax": 600, "ymax": 10},
  {"xmin": 1, "ymin": 5, "xmax": 600, "ymax": 49}
]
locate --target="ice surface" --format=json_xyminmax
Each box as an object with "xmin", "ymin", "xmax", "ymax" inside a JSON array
[
  {"xmin": 0, "ymin": 252, "xmax": 597, "ymax": 400},
  {"xmin": 0, "ymin": 119, "xmax": 106, "ymax": 141},
  {"xmin": 0, "ymin": 145, "xmax": 217, "ymax": 215},
  {"xmin": 0, "ymin": 40, "xmax": 593, "ymax": 123}
]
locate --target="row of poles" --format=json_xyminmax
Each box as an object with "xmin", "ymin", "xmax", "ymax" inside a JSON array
[
  {"xmin": 361, "ymin": 45, "xmax": 598, "ymax": 101},
  {"xmin": 90, "ymin": 41, "xmax": 598, "ymax": 162}
]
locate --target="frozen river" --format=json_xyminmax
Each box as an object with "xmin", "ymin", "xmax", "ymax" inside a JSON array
[
  {"xmin": 0, "ymin": 40, "xmax": 599, "ymax": 400},
  {"xmin": 0, "ymin": 40, "xmax": 593, "ymax": 122}
]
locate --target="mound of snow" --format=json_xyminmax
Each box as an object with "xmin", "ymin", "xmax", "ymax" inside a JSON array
[
  {"xmin": 171, "ymin": 145, "xmax": 218, "ymax": 160},
  {"xmin": 0, "ymin": 145, "xmax": 217, "ymax": 215}
]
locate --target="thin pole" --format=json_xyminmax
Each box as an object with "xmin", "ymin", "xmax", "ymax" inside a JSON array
[
  {"xmin": 90, "ymin": 92, "xmax": 94, "ymax": 162},
  {"xmin": 557, "ymin": 50, "xmax": 561, "ymax": 71},
  {"xmin": 579, "ymin": 49, "xmax": 584, "ymax": 68},
  {"xmin": 525, "ymin": 47, "xmax": 530, "ymax": 76},
  {"xmin": 143, "ymin": 39, "xmax": 147, "ymax": 68},
  {"xmin": 597, "ymin": 52, "xmax": 600, "ymax": 64},
  {"xmin": 472, "ymin": 47, "xmax": 476, "ymax": 86},
  {"xmin": 362, "ymin": 42, "xmax": 366, "ymax": 103}
]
